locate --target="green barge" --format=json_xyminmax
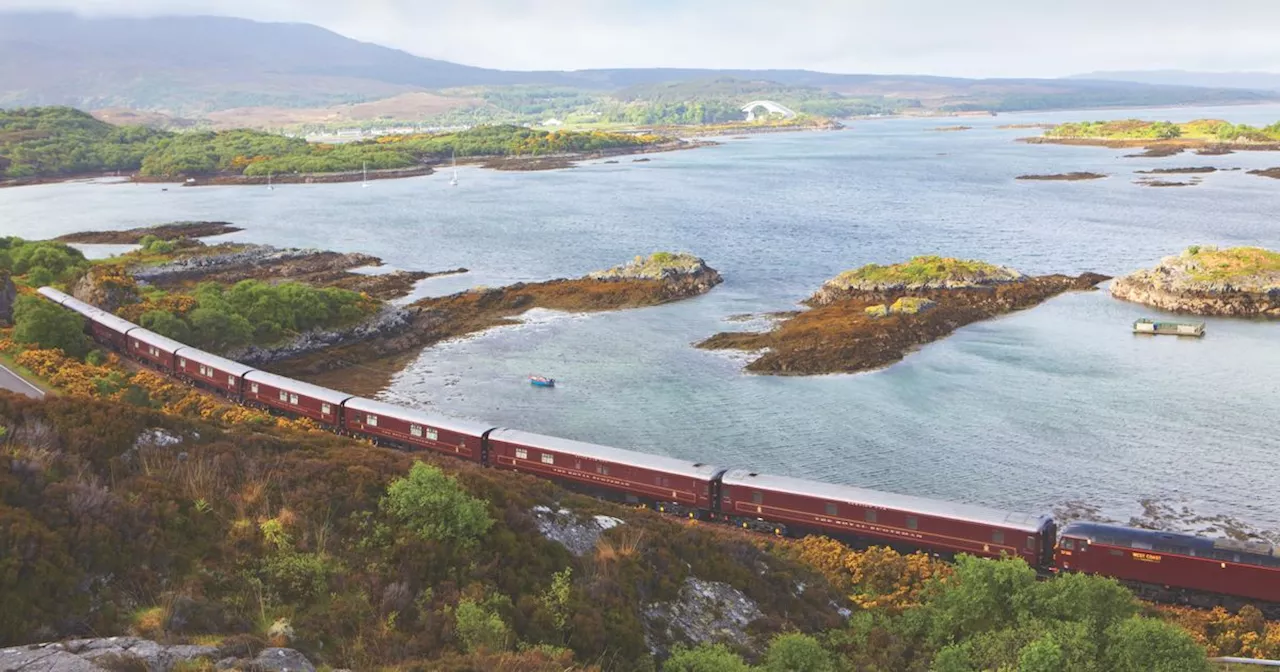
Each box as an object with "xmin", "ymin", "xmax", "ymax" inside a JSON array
[{"xmin": 1133, "ymin": 318, "xmax": 1205, "ymax": 337}]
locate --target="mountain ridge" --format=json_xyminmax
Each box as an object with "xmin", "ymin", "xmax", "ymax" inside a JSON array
[{"xmin": 2, "ymin": 12, "xmax": 1276, "ymax": 118}]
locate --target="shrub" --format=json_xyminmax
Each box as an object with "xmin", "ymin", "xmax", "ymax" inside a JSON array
[
  {"xmin": 454, "ymin": 599, "xmax": 510, "ymax": 653},
  {"xmin": 12, "ymin": 295, "xmax": 90, "ymax": 358},
  {"xmin": 381, "ymin": 461, "xmax": 493, "ymax": 545},
  {"xmin": 764, "ymin": 633, "xmax": 834, "ymax": 672}
]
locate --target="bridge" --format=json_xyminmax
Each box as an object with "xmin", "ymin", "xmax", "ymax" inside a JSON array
[{"xmin": 741, "ymin": 100, "xmax": 798, "ymax": 121}]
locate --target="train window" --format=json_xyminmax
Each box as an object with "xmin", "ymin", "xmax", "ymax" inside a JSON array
[
  {"xmin": 541, "ymin": 453, "xmax": 554, "ymax": 465},
  {"xmin": 992, "ymin": 531, "xmax": 1004, "ymax": 545},
  {"xmin": 426, "ymin": 428, "xmax": 438, "ymax": 441},
  {"xmin": 865, "ymin": 510, "xmax": 877, "ymax": 523},
  {"xmin": 1061, "ymin": 539, "xmax": 1074, "ymax": 550},
  {"xmin": 228, "ymin": 375, "xmax": 235, "ymax": 385},
  {"xmin": 516, "ymin": 448, "xmax": 528, "ymax": 459},
  {"xmin": 597, "ymin": 464, "xmax": 610, "ymax": 475},
  {"xmin": 278, "ymin": 390, "xmax": 288, "ymax": 402},
  {"xmin": 907, "ymin": 516, "xmax": 918, "ymax": 530},
  {"xmin": 410, "ymin": 424, "xmax": 423, "ymax": 437},
  {"xmin": 250, "ymin": 383, "xmax": 259, "ymax": 394},
  {"xmin": 321, "ymin": 403, "xmax": 331, "ymax": 415},
  {"xmin": 135, "ymin": 341, "xmax": 140, "ymax": 349},
  {"xmin": 367, "ymin": 414, "xmax": 378, "ymax": 427},
  {"xmin": 752, "ymin": 491, "xmax": 763, "ymax": 505},
  {"xmin": 825, "ymin": 503, "xmax": 838, "ymax": 516},
  {"xmin": 179, "ymin": 358, "xmax": 187, "ymax": 368},
  {"xmin": 1026, "ymin": 536, "xmax": 1036, "ymax": 550},
  {"xmin": 289, "ymin": 394, "xmax": 299, "ymax": 405}
]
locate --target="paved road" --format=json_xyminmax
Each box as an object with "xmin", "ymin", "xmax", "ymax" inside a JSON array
[{"xmin": 0, "ymin": 363, "xmax": 44, "ymax": 398}]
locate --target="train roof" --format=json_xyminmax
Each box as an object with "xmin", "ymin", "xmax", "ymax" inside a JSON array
[
  {"xmin": 721, "ymin": 469, "xmax": 1051, "ymax": 533},
  {"xmin": 1060, "ymin": 521, "xmax": 1279, "ymax": 559},
  {"xmin": 344, "ymin": 396, "xmax": 496, "ymax": 437},
  {"xmin": 489, "ymin": 428, "xmax": 726, "ymax": 481},
  {"xmin": 174, "ymin": 347, "xmax": 256, "ymax": 378},
  {"xmin": 37, "ymin": 286, "xmax": 71, "ymax": 305},
  {"xmin": 243, "ymin": 370, "xmax": 353, "ymax": 406},
  {"xmin": 40, "ymin": 286, "xmax": 139, "ymax": 334},
  {"xmin": 128, "ymin": 327, "xmax": 187, "ymax": 354}
]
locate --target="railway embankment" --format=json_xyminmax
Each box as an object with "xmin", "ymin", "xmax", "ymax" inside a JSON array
[
  {"xmin": 275, "ymin": 252, "xmax": 723, "ymax": 395},
  {"xmin": 1111, "ymin": 246, "xmax": 1280, "ymax": 317},
  {"xmin": 698, "ymin": 256, "xmax": 1107, "ymax": 375}
]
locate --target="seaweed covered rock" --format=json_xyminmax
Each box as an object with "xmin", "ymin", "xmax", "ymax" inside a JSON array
[{"xmin": 1111, "ymin": 246, "xmax": 1280, "ymax": 317}]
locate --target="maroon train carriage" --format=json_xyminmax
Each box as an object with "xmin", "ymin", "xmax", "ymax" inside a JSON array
[
  {"xmin": 343, "ymin": 397, "xmax": 493, "ymax": 462},
  {"xmin": 175, "ymin": 347, "xmax": 254, "ymax": 397},
  {"xmin": 38, "ymin": 287, "xmax": 138, "ymax": 351},
  {"xmin": 487, "ymin": 429, "xmax": 727, "ymax": 515},
  {"xmin": 719, "ymin": 469, "xmax": 1055, "ymax": 565},
  {"xmin": 125, "ymin": 327, "xmax": 185, "ymax": 372},
  {"xmin": 242, "ymin": 370, "xmax": 351, "ymax": 426},
  {"xmin": 1055, "ymin": 522, "xmax": 1280, "ymax": 605}
]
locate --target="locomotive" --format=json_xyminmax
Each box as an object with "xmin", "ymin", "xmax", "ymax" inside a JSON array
[{"xmin": 35, "ymin": 287, "xmax": 1280, "ymax": 612}]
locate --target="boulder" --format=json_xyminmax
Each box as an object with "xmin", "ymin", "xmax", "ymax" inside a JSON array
[
  {"xmin": 71, "ymin": 266, "xmax": 140, "ymax": 313},
  {"xmin": 0, "ymin": 637, "xmax": 218, "ymax": 672},
  {"xmin": 250, "ymin": 647, "xmax": 316, "ymax": 672},
  {"xmin": 643, "ymin": 577, "xmax": 764, "ymax": 655}
]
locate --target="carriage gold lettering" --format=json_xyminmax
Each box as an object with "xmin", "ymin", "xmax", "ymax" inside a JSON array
[{"xmin": 1133, "ymin": 552, "xmax": 1162, "ymax": 563}]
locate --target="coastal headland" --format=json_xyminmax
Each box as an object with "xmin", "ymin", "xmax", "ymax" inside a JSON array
[
  {"xmin": 1111, "ymin": 246, "xmax": 1280, "ymax": 317},
  {"xmin": 1018, "ymin": 118, "xmax": 1280, "ymax": 157},
  {"xmin": 698, "ymin": 256, "xmax": 1107, "ymax": 375}
]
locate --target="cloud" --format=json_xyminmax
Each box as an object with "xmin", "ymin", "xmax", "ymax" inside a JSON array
[{"xmin": 1, "ymin": 0, "xmax": 1278, "ymax": 76}]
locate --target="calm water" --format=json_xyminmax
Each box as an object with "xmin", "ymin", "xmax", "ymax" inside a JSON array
[{"xmin": 5, "ymin": 104, "xmax": 1280, "ymax": 531}]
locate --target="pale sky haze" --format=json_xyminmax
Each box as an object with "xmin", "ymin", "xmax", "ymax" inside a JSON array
[{"xmin": 1, "ymin": 0, "xmax": 1278, "ymax": 77}]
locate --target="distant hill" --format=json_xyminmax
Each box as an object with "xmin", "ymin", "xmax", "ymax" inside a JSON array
[
  {"xmin": 1068, "ymin": 70, "xmax": 1280, "ymax": 91},
  {"xmin": 1, "ymin": 12, "xmax": 1276, "ymax": 120}
]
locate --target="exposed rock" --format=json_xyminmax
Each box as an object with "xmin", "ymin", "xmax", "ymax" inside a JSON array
[
  {"xmin": 248, "ymin": 647, "xmax": 315, "ymax": 672},
  {"xmin": 134, "ymin": 428, "xmax": 183, "ymax": 449},
  {"xmin": 0, "ymin": 637, "xmax": 218, "ymax": 672},
  {"xmin": 530, "ymin": 505, "xmax": 625, "ymax": 556},
  {"xmin": 643, "ymin": 577, "xmax": 764, "ymax": 655},
  {"xmin": 811, "ymin": 256, "xmax": 1024, "ymax": 303},
  {"xmin": 1111, "ymin": 247, "xmax": 1280, "ymax": 317},
  {"xmin": 1135, "ymin": 166, "xmax": 1217, "ymax": 174},
  {"xmin": 131, "ymin": 245, "xmax": 378, "ymax": 286},
  {"xmin": 1248, "ymin": 167, "xmax": 1280, "ymax": 179},
  {"xmin": 229, "ymin": 304, "xmax": 414, "ymax": 367},
  {"xmin": 1016, "ymin": 172, "xmax": 1107, "ymax": 181},
  {"xmin": 72, "ymin": 266, "xmax": 141, "ymax": 313},
  {"xmin": 57, "ymin": 221, "xmax": 242, "ymax": 244},
  {"xmin": 0, "ymin": 271, "xmax": 16, "ymax": 326},
  {"xmin": 589, "ymin": 253, "xmax": 723, "ymax": 296}
]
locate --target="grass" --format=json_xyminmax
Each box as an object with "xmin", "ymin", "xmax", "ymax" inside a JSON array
[
  {"xmin": 827, "ymin": 256, "xmax": 1020, "ymax": 289},
  {"xmin": 590, "ymin": 252, "xmax": 705, "ymax": 280},
  {"xmin": 130, "ymin": 605, "xmax": 166, "ymax": 638},
  {"xmin": 1043, "ymin": 118, "xmax": 1280, "ymax": 142},
  {"xmin": 1178, "ymin": 246, "xmax": 1280, "ymax": 282}
]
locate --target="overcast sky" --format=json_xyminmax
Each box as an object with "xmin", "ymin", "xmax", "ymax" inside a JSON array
[{"xmin": 2, "ymin": 0, "xmax": 1279, "ymax": 77}]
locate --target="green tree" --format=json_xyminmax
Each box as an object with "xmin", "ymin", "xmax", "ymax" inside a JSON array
[
  {"xmin": 1104, "ymin": 617, "xmax": 1210, "ymax": 672},
  {"xmin": 187, "ymin": 307, "xmax": 252, "ymax": 350},
  {"xmin": 139, "ymin": 310, "xmax": 191, "ymax": 342},
  {"xmin": 1018, "ymin": 634, "xmax": 1063, "ymax": 672},
  {"xmin": 381, "ymin": 462, "xmax": 493, "ymax": 545},
  {"xmin": 931, "ymin": 643, "xmax": 975, "ymax": 672},
  {"xmin": 764, "ymin": 633, "xmax": 834, "ymax": 672},
  {"xmin": 662, "ymin": 644, "xmax": 751, "ymax": 672},
  {"xmin": 12, "ymin": 295, "xmax": 89, "ymax": 358},
  {"xmin": 926, "ymin": 555, "xmax": 1038, "ymax": 647},
  {"xmin": 454, "ymin": 599, "xmax": 510, "ymax": 653}
]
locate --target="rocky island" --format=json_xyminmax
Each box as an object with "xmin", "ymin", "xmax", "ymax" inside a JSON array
[
  {"xmin": 698, "ymin": 256, "xmax": 1107, "ymax": 375},
  {"xmin": 1020, "ymin": 118, "xmax": 1280, "ymax": 156},
  {"xmin": 1111, "ymin": 246, "xmax": 1280, "ymax": 317}
]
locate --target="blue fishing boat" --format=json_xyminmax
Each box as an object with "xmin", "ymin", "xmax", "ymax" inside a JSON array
[{"xmin": 529, "ymin": 375, "xmax": 556, "ymax": 388}]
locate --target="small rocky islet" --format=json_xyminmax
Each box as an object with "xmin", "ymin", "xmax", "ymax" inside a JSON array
[
  {"xmin": 698, "ymin": 256, "xmax": 1107, "ymax": 375},
  {"xmin": 1111, "ymin": 246, "xmax": 1280, "ymax": 317}
]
